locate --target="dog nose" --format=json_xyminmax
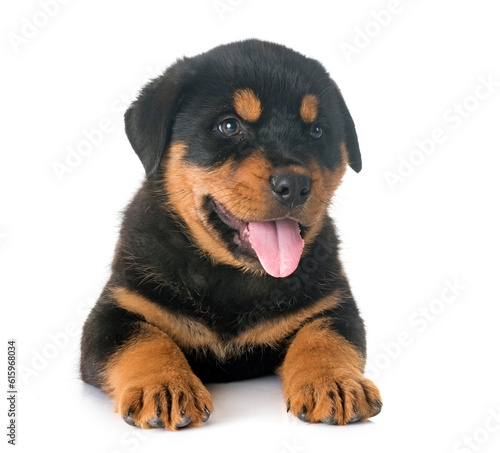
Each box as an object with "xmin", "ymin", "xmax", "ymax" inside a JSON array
[{"xmin": 270, "ymin": 172, "xmax": 311, "ymax": 208}]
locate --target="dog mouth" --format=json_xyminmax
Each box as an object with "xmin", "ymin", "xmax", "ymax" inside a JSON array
[{"xmin": 206, "ymin": 197, "xmax": 305, "ymax": 278}]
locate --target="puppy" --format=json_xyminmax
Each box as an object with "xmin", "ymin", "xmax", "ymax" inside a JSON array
[{"xmin": 81, "ymin": 39, "xmax": 382, "ymax": 430}]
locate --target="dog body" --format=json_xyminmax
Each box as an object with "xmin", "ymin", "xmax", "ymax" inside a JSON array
[{"xmin": 81, "ymin": 39, "xmax": 382, "ymax": 430}]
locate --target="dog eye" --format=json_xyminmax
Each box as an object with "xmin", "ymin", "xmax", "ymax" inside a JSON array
[
  {"xmin": 310, "ymin": 123, "xmax": 323, "ymax": 139},
  {"xmin": 218, "ymin": 118, "xmax": 241, "ymax": 136}
]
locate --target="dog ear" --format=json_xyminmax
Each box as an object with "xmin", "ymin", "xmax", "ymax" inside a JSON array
[
  {"xmin": 332, "ymin": 83, "xmax": 362, "ymax": 173},
  {"xmin": 125, "ymin": 59, "xmax": 192, "ymax": 179}
]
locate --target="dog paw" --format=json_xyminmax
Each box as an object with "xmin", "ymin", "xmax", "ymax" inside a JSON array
[
  {"xmin": 284, "ymin": 368, "xmax": 382, "ymax": 425},
  {"xmin": 114, "ymin": 372, "xmax": 213, "ymax": 430}
]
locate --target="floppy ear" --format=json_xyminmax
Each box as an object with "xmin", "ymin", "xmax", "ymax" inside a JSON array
[
  {"xmin": 125, "ymin": 58, "xmax": 192, "ymax": 178},
  {"xmin": 332, "ymin": 83, "xmax": 362, "ymax": 173}
]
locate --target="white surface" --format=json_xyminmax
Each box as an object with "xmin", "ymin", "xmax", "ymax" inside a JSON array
[{"xmin": 2, "ymin": 1, "xmax": 500, "ymax": 452}]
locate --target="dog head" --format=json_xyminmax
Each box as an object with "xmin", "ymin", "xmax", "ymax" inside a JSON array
[{"xmin": 125, "ymin": 39, "xmax": 361, "ymax": 278}]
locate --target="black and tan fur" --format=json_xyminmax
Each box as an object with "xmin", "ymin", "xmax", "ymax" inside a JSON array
[{"xmin": 81, "ymin": 39, "xmax": 382, "ymax": 430}]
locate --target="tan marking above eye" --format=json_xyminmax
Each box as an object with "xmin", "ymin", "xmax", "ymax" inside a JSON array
[
  {"xmin": 300, "ymin": 94, "xmax": 319, "ymax": 123},
  {"xmin": 233, "ymin": 88, "xmax": 262, "ymax": 123}
]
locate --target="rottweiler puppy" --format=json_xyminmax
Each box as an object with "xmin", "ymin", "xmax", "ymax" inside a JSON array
[{"xmin": 80, "ymin": 39, "xmax": 382, "ymax": 430}]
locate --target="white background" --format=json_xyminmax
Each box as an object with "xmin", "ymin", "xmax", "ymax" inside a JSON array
[{"xmin": 2, "ymin": 1, "xmax": 500, "ymax": 452}]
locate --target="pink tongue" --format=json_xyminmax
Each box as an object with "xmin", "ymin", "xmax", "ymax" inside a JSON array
[{"xmin": 248, "ymin": 219, "xmax": 304, "ymax": 278}]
